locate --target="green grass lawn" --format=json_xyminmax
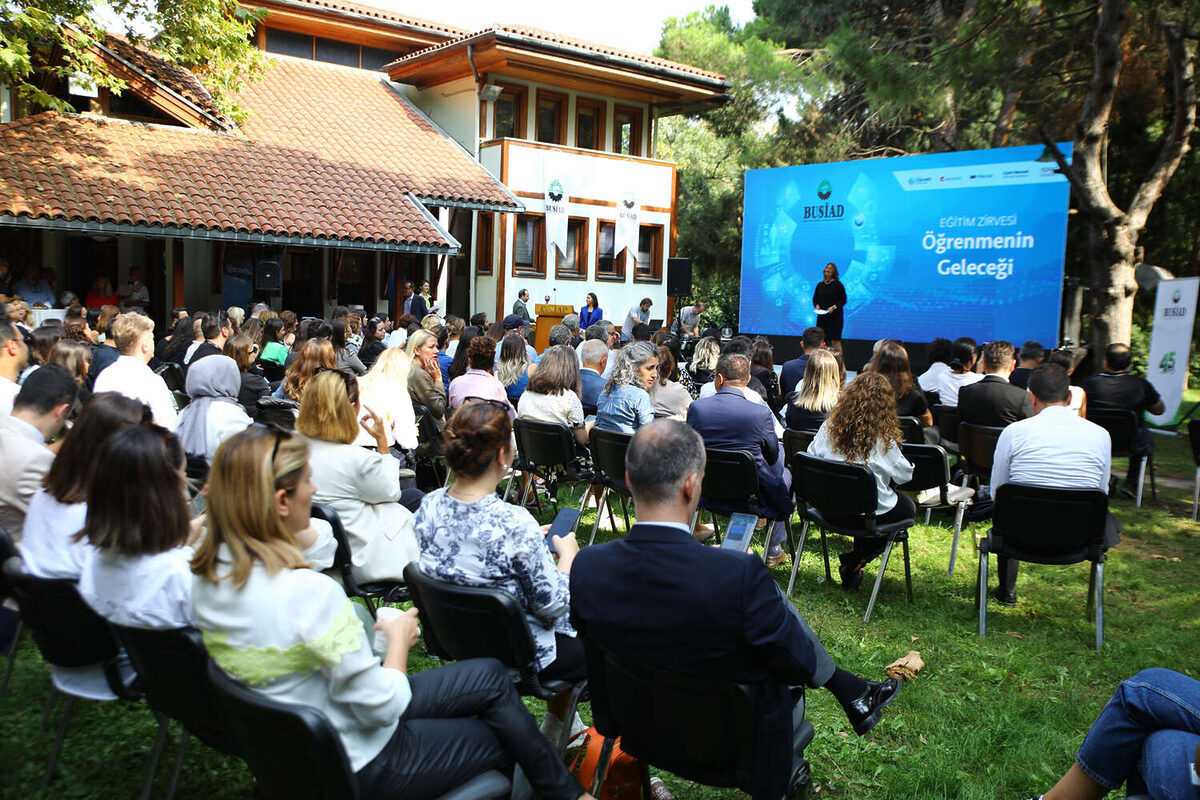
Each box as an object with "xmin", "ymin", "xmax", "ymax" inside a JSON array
[{"xmin": 2, "ymin": 428, "xmax": 1199, "ymax": 800}]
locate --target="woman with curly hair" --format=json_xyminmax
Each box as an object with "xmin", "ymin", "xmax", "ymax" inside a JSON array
[
  {"xmin": 595, "ymin": 341, "xmax": 658, "ymax": 434},
  {"xmin": 808, "ymin": 371, "xmax": 914, "ymax": 591},
  {"xmin": 278, "ymin": 338, "xmax": 336, "ymax": 401}
]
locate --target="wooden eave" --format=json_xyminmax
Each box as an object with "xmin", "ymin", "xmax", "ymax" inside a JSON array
[{"xmin": 247, "ymin": 1, "xmax": 458, "ymax": 53}]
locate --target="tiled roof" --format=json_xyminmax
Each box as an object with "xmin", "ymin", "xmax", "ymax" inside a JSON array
[
  {"xmin": 100, "ymin": 33, "xmax": 232, "ymax": 129},
  {"xmin": 0, "ymin": 111, "xmax": 451, "ymax": 249},
  {"xmin": 258, "ymin": 0, "xmax": 467, "ymax": 37},
  {"xmin": 387, "ymin": 24, "xmax": 728, "ymax": 85},
  {"xmin": 235, "ymin": 55, "xmax": 517, "ymax": 208}
]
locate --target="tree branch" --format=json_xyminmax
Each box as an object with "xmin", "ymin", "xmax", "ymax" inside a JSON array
[{"xmin": 1069, "ymin": 0, "xmax": 1125, "ymax": 223}]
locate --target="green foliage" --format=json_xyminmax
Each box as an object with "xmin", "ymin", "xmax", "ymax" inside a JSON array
[{"xmin": 0, "ymin": 0, "xmax": 266, "ymax": 123}]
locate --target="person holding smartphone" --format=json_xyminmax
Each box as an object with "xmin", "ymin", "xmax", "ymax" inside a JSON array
[{"xmin": 412, "ymin": 401, "xmax": 586, "ymax": 744}]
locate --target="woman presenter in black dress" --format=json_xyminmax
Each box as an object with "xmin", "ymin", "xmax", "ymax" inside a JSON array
[{"xmin": 812, "ymin": 262, "xmax": 847, "ymax": 350}]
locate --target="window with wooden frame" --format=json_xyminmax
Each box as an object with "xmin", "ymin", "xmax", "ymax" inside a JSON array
[
  {"xmin": 555, "ymin": 218, "xmax": 589, "ymax": 280},
  {"xmin": 595, "ymin": 221, "xmax": 625, "ymax": 282},
  {"xmin": 512, "ymin": 214, "xmax": 545, "ymax": 277},
  {"xmin": 634, "ymin": 224, "xmax": 664, "ymax": 283},
  {"xmin": 492, "ymin": 84, "xmax": 527, "ymax": 140},
  {"xmin": 575, "ymin": 97, "xmax": 605, "ymax": 151},
  {"xmin": 613, "ymin": 105, "xmax": 644, "ymax": 156},
  {"xmin": 535, "ymin": 90, "xmax": 567, "ymax": 145},
  {"xmin": 476, "ymin": 213, "xmax": 494, "ymax": 276}
]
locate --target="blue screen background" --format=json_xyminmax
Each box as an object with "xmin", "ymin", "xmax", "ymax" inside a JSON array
[{"xmin": 739, "ymin": 144, "xmax": 1072, "ymax": 344}]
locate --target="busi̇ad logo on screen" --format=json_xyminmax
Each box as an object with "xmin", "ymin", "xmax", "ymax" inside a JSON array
[
  {"xmin": 804, "ymin": 179, "xmax": 844, "ymax": 220},
  {"xmin": 1163, "ymin": 288, "xmax": 1188, "ymax": 318}
]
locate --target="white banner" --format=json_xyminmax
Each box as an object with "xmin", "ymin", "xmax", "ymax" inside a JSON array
[
  {"xmin": 1146, "ymin": 276, "xmax": 1199, "ymax": 425},
  {"xmin": 543, "ymin": 154, "xmax": 568, "ymax": 263},
  {"xmin": 614, "ymin": 188, "xmax": 639, "ymax": 270}
]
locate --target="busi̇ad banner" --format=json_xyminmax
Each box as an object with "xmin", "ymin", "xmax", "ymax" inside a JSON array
[
  {"xmin": 614, "ymin": 189, "xmax": 640, "ymax": 270},
  {"xmin": 544, "ymin": 155, "xmax": 569, "ymax": 264},
  {"xmin": 1146, "ymin": 276, "xmax": 1199, "ymax": 425}
]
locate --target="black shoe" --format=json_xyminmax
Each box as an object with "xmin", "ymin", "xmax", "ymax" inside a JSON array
[
  {"xmin": 845, "ymin": 677, "xmax": 902, "ymax": 735},
  {"xmin": 1119, "ymin": 485, "xmax": 1138, "ymax": 501},
  {"xmin": 838, "ymin": 552, "xmax": 865, "ymax": 592},
  {"xmin": 991, "ymin": 588, "xmax": 1017, "ymax": 607}
]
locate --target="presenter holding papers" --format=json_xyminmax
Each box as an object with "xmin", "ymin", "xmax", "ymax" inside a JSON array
[{"xmin": 813, "ymin": 263, "xmax": 847, "ymax": 349}]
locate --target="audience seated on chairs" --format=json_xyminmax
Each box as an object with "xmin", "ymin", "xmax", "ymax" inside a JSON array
[
  {"xmin": 575, "ymin": 321, "xmax": 617, "ymax": 380},
  {"xmin": 256, "ymin": 317, "xmax": 289, "ymax": 367},
  {"xmin": 679, "ymin": 335, "xmax": 719, "ymax": 399},
  {"xmin": 49, "ymin": 339, "xmax": 93, "ymax": 403},
  {"xmin": 957, "ymin": 340, "xmax": 1033, "ymax": 427},
  {"xmin": 448, "ymin": 336, "xmax": 515, "ymax": 420},
  {"xmin": 433, "ymin": 325, "xmax": 453, "ymax": 387},
  {"xmin": 750, "ymin": 339, "xmax": 784, "ymax": 413},
  {"xmin": 1024, "ymin": 668, "xmax": 1199, "ymax": 800},
  {"xmin": 176, "ymin": 355, "xmax": 253, "ymax": 465},
  {"xmin": 192, "ymin": 426, "xmax": 593, "ymax": 800},
  {"xmin": 223, "ymin": 333, "xmax": 270, "ymax": 420},
  {"xmin": 0, "ymin": 318, "xmax": 29, "ymax": 414},
  {"xmin": 595, "ymin": 341, "xmax": 658, "ymax": 435},
  {"xmin": 447, "ymin": 325, "xmax": 482, "ymax": 383},
  {"xmin": 933, "ymin": 340, "xmax": 983, "ymax": 408},
  {"xmin": 93, "ymin": 313, "xmax": 177, "ymax": 428},
  {"xmin": 578, "ymin": 339, "xmax": 609, "ymax": 412},
  {"xmin": 780, "ymin": 326, "xmax": 826, "ymax": 396},
  {"xmin": 649, "ymin": 345, "xmax": 692, "ymax": 420},
  {"xmin": 297, "ymin": 370, "xmax": 421, "ymax": 585},
  {"xmin": 687, "ymin": 353, "xmax": 793, "ymax": 567},
  {"xmin": 157, "ymin": 315, "xmax": 196, "ymax": 369},
  {"xmin": 358, "ymin": 316, "xmax": 388, "ymax": 372},
  {"xmin": 570, "ymin": 420, "xmax": 900, "ymax": 800},
  {"xmin": 865, "ymin": 341, "xmax": 934, "ymax": 427},
  {"xmin": 277, "ymin": 338, "xmax": 336, "ymax": 401},
  {"xmin": 186, "ymin": 311, "xmax": 232, "ymax": 370},
  {"xmin": 408, "ymin": 330, "xmax": 452, "ymax": 423},
  {"xmin": 414, "ymin": 402, "xmax": 588, "ymax": 743},
  {"xmin": 354, "ymin": 347, "xmax": 419, "ymax": 462},
  {"xmin": 989, "ymin": 364, "xmax": 1118, "ymax": 606},
  {"xmin": 916, "ymin": 338, "xmax": 953, "ymax": 393},
  {"xmin": 1046, "ymin": 348, "xmax": 1087, "ymax": 417},
  {"xmin": 808, "ymin": 372, "xmax": 915, "ymax": 591},
  {"xmin": 497, "ymin": 333, "xmax": 535, "ymax": 406},
  {"xmin": 1081, "ymin": 343, "xmax": 1164, "ymax": 499},
  {"xmin": 0, "ymin": 365, "xmax": 78, "ymax": 542},
  {"xmin": 332, "ymin": 319, "xmax": 366, "ymax": 376},
  {"xmin": 785, "ymin": 349, "xmax": 842, "ymax": 432},
  {"xmin": 1009, "ymin": 340, "xmax": 1045, "ymax": 390},
  {"xmin": 517, "ymin": 345, "xmax": 594, "ymax": 446},
  {"xmin": 21, "ymin": 393, "xmax": 149, "ymax": 580}
]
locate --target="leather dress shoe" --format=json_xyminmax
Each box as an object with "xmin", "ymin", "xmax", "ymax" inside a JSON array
[
  {"xmin": 846, "ymin": 677, "xmax": 902, "ymax": 736},
  {"xmin": 991, "ymin": 588, "xmax": 1017, "ymax": 607},
  {"xmin": 838, "ymin": 552, "xmax": 865, "ymax": 592},
  {"xmin": 764, "ymin": 551, "xmax": 789, "ymax": 568}
]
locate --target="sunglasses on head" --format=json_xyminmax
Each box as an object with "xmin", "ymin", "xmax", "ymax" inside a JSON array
[{"xmin": 252, "ymin": 421, "xmax": 292, "ymax": 462}]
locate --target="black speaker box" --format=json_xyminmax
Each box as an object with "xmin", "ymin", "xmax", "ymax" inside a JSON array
[
  {"xmin": 255, "ymin": 260, "xmax": 282, "ymax": 291},
  {"xmin": 666, "ymin": 257, "xmax": 692, "ymax": 297}
]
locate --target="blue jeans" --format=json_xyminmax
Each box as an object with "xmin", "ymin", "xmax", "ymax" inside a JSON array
[{"xmin": 1076, "ymin": 668, "xmax": 1200, "ymax": 799}]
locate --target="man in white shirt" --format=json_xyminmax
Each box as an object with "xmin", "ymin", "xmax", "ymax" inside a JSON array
[
  {"xmin": 117, "ymin": 267, "xmax": 150, "ymax": 312},
  {"xmin": 0, "ymin": 320, "xmax": 30, "ymax": 414},
  {"xmin": 917, "ymin": 338, "xmax": 954, "ymax": 393},
  {"xmin": 621, "ymin": 297, "xmax": 652, "ymax": 341},
  {"xmin": 989, "ymin": 363, "xmax": 1117, "ymax": 605},
  {"xmin": 94, "ymin": 313, "xmax": 178, "ymax": 429},
  {"xmin": 0, "ymin": 364, "xmax": 77, "ymax": 542}
]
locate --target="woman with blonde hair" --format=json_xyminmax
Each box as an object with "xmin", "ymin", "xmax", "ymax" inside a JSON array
[
  {"xmin": 787, "ymin": 349, "xmax": 842, "ymax": 431},
  {"xmin": 808, "ymin": 371, "xmax": 914, "ymax": 591},
  {"xmin": 405, "ymin": 330, "xmax": 447, "ymax": 429},
  {"xmin": 680, "ymin": 335, "xmax": 720, "ymax": 398},
  {"xmin": 421, "ymin": 313, "xmax": 441, "ymax": 333},
  {"xmin": 278, "ymin": 338, "xmax": 336, "ymax": 401},
  {"xmin": 48, "ymin": 340, "xmax": 93, "ymax": 392},
  {"xmin": 496, "ymin": 333, "xmax": 534, "ymax": 406},
  {"xmin": 355, "ymin": 346, "xmax": 418, "ymax": 456},
  {"xmin": 297, "ymin": 369, "xmax": 421, "ymax": 583}
]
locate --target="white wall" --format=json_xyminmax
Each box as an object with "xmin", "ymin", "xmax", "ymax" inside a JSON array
[
  {"xmin": 408, "ymin": 77, "xmax": 479, "ymax": 155},
  {"xmin": 0, "ymin": 85, "xmax": 11, "ymax": 124}
]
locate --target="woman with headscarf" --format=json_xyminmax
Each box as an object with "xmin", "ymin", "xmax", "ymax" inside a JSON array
[{"xmin": 175, "ymin": 355, "xmax": 253, "ymax": 464}]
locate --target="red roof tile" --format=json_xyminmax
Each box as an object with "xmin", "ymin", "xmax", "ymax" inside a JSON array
[
  {"xmin": 100, "ymin": 33, "xmax": 232, "ymax": 129},
  {"xmin": 258, "ymin": 0, "xmax": 468, "ymax": 37}
]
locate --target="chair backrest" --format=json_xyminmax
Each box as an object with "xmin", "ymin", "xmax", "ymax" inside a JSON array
[
  {"xmin": 1189, "ymin": 419, "xmax": 1200, "ymax": 466},
  {"xmin": 155, "ymin": 361, "xmax": 185, "ymax": 392},
  {"xmin": 513, "ymin": 418, "xmax": 575, "ymax": 472},
  {"xmin": 791, "ymin": 451, "xmax": 878, "ymax": 520},
  {"xmin": 897, "ymin": 443, "xmax": 951, "ymax": 493},
  {"xmin": 412, "ymin": 403, "xmax": 441, "ymax": 448},
  {"xmin": 589, "ymin": 427, "xmax": 633, "ymax": 494},
  {"xmin": 205, "ymin": 660, "xmax": 360, "ymax": 800},
  {"xmin": 309, "ymin": 504, "xmax": 362, "ymax": 597},
  {"xmin": 782, "ymin": 428, "xmax": 815, "ymax": 461},
  {"xmin": 3, "ymin": 557, "xmax": 136, "ymax": 698},
  {"xmin": 402, "ymin": 563, "xmax": 538, "ymax": 680},
  {"xmin": 958, "ymin": 422, "xmax": 1005, "ymax": 480},
  {"xmin": 256, "ymin": 359, "xmax": 285, "ymax": 383},
  {"xmin": 115, "ymin": 625, "xmax": 237, "ymax": 754},
  {"xmin": 0, "ymin": 524, "xmax": 17, "ymax": 601},
  {"xmin": 1085, "ymin": 408, "xmax": 1138, "ymax": 456},
  {"xmin": 924, "ymin": 390, "xmax": 940, "ymax": 408},
  {"xmin": 700, "ymin": 448, "xmax": 760, "ymax": 507},
  {"xmin": 584, "ymin": 638, "xmax": 759, "ymax": 792},
  {"xmin": 931, "ymin": 405, "xmax": 959, "ymax": 444},
  {"xmin": 256, "ymin": 397, "xmax": 299, "ymax": 431},
  {"xmin": 897, "ymin": 416, "xmax": 924, "ymax": 444},
  {"xmin": 172, "ymin": 389, "xmax": 191, "ymax": 411},
  {"xmin": 992, "ymin": 483, "xmax": 1109, "ymax": 563}
]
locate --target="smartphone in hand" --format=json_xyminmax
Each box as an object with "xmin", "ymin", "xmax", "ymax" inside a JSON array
[
  {"xmin": 720, "ymin": 512, "xmax": 758, "ymax": 554},
  {"xmin": 545, "ymin": 508, "xmax": 582, "ymax": 554}
]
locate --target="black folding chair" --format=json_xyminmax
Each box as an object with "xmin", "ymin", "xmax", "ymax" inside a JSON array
[
  {"xmin": 412, "ymin": 403, "xmax": 448, "ymax": 490},
  {"xmin": 0, "ymin": 524, "xmax": 22, "ymax": 699},
  {"xmin": 924, "ymin": 390, "xmax": 940, "ymax": 409},
  {"xmin": 511, "ymin": 419, "xmax": 592, "ymax": 513},
  {"xmin": 978, "ymin": 484, "xmax": 1110, "ymax": 649},
  {"xmin": 155, "ymin": 361, "xmax": 185, "ymax": 393},
  {"xmin": 310, "ymin": 503, "xmax": 407, "ymax": 612},
  {"xmin": 1189, "ymin": 419, "xmax": 1200, "ymax": 520},
  {"xmin": 1087, "ymin": 408, "xmax": 1156, "ymax": 507},
  {"xmin": 897, "ymin": 444, "xmax": 974, "ymax": 577},
  {"xmin": 789, "ymin": 452, "xmax": 915, "ymax": 623},
  {"xmin": 782, "ymin": 428, "xmax": 816, "ymax": 462},
  {"xmin": 255, "ymin": 358, "xmax": 285, "ymax": 383},
  {"xmin": 697, "ymin": 448, "xmax": 794, "ymax": 564},
  {"xmin": 582, "ymin": 638, "xmax": 814, "ymax": 800},
  {"xmin": 898, "ymin": 416, "xmax": 925, "ymax": 444},
  {"xmin": 403, "ymin": 563, "xmax": 587, "ymax": 756},
  {"xmin": 931, "ymin": 405, "xmax": 960, "ymax": 454},
  {"xmin": 958, "ymin": 422, "xmax": 1005, "ymax": 488},
  {"xmin": 171, "ymin": 389, "xmax": 191, "ymax": 411},
  {"xmin": 3, "ymin": 557, "xmax": 143, "ymax": 792},
  {"xmin": 115, "ymin": 626, "xmax": 239, "ymax": 800},
  {"xmin": 206, "ymin": 659, "xmax": 513, "ymax": 800},
  {"xmin": 586, "ymin": 428, "xmax": 632, "ymax": 545},
  {"xmin": 256, "ymin": 396, "xmax": 299, "ymax": 430}
]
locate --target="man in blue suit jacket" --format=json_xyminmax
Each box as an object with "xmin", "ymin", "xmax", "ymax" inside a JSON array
[
  {"xmin": 570, "ymin": 421, "xmax": 901, "ymax": 800},
  {"xmin": 579, "ymin": 339, "xmax": 608, "ymax": 412},
  {"xmin": 687, "ymin": 353, "xmax": 793, "ymax": 565}
]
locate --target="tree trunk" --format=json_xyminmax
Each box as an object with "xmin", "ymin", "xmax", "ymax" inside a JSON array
[{"xmin": 1088, "ymin": 218, "xmax": 1138, "ymax": 352}]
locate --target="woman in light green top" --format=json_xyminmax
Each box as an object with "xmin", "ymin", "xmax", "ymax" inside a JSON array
[{"xmin": 257, "ymin": 317, "xmax": 288, "ymax": 365}]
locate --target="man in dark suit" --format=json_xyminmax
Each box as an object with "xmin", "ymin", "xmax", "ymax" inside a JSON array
[
  {"xmin": 401, "ymin": 281, "xmax": 428, "ymax": 320},
  {"xmin": 571, "ymin": 421, "xmax": 900, "ymax": 800},
  {"xmin": 687, "ymin": 353, "xmax": 792, "ymax": 566},
  {"xmin": 1081, "ymin": 342, "xmax": 1164, "ymax": 497},
  {"xmin": 958, "ymin": 340, "xmax": 1033, "ymax": 427},
  {"xmin": 779, "ymin": 327, "xmax": 825, "ymax": 395}
]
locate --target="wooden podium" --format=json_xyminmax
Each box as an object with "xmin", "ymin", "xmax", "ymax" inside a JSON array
[{"xmin": 533, "ymin": 304, "xmax": 575, "ymax": 353}]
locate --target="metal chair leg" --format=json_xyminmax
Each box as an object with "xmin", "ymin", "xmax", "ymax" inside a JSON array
[
  {"xmin": 1193, "ymin": 467, "xmax": 1199, "ymax": 521},
  {"xmin": 165, "ymin": 730, "xmax": 189, "ymax": 800},
  {"xmin": 619, "ymin": 495, "xmax": 631, "ymax": 531},
  {"xmin": 639, "ymin": 761, "xmax": 653, "ymax": 800},
  {"xmin": 949, "ymin": 503, "xmax": 966, "ymax": 577},
  {"xmin": 140, "ymin": 713, "xmax": 172, "ymax": 800},
  {"xmin": 554, "ymin": 683, "xmax": 587, "ymax": 755},
  {"xmin": 1095, "ymin": 562, "xmax": 1104, "ymax": 650},
  {"xmin": 924, "ymin": 507, "xmax": 932, "ymax": 525},
  {"xmin": 41, "ymin": 694, "xmax": 76, "ymax": 792},
  {"xmin": 978, "ymin": 553, "xmax": 989, "ymax": 637},
  {"xmin": 1150, "ymin": 455, "xmax": 1157, "ymax": 500},
  {"xmin": 590, "ymin": 737, "xmax": 617, "ymax": 796},
  {"xmin": 819, "ymin": 529, "xmax": 831, "ymax": 583},
  {"xmin": 1087, "ymin": 564, "xmax": 1096, "ymax": 617},
  {"xmin": 863, "ymin": 539, "xmax": 895, "ymax": 624},
  {"xmin": 902, "ymin": 537, "xmax": 913, "ymax": 603},
  {"xmin": 1135, "ymin": 456, "xmax": 1147, "ymax": 508},
  {"xmin": 0, "ymin": 619, "xmax": 20, "ymax": 698},
  {"xmin": 787, "ymin": 520, "xmax": 809, "ymax": 595},
  {"xmin": 40, "ymin": 687, "xmax": 57, "ymax": 732}
]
